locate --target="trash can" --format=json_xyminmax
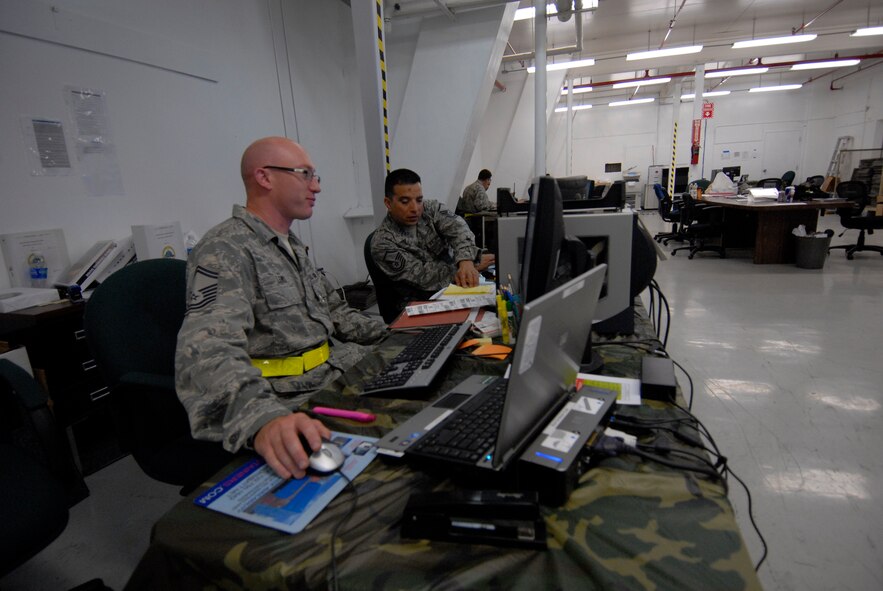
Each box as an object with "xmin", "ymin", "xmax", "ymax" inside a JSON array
[{"xmin": 795, "ymin": 230, "xmax": 834, "ymax": 269}]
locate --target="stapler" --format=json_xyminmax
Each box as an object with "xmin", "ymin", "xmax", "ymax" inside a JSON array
[{"xmin": 400, "ymin": 489, "xmax": 547, "ymax": 549}]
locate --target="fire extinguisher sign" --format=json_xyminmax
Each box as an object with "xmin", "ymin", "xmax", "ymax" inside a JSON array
[
  {"xmin": 702, "ymin": 102, "xmax": 714, "ymax": 118},
  {"xmin": 692, "ymin": 119, "xmax": 701, "ymax": 144}
]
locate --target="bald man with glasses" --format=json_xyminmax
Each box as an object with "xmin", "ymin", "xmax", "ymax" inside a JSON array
[{"xmin": 176, "ymin": 136, "xmax": 386, "ymax": 480}]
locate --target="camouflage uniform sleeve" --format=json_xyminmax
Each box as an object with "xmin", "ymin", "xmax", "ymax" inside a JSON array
[
  {"xmin": 475, "ymin": 185, "xmax": 493, "ymax": 211},
  {"xmin": 175, "ymin": 239, "xmax": 292, "ymax": 453},
  {"xmin": 371, "ymin": 228, "xmax": 457, "ymax": 292},
  {"xmin": 321, "ymin": 272, "xmax": 389, "ymax": 338},
  {"xmin": 425, "ymin": 200, "xmax": 479, "ymax": 263}
]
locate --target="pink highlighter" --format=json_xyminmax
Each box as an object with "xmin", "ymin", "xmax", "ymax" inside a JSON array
[{"xmin": 312, "ymin": 406, "xmax": 376, "ymax": 423}]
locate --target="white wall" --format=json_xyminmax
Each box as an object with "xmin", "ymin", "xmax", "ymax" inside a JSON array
[{"xmin": 0, "ymin": 0, "xmax": 372, "ymax": 290}]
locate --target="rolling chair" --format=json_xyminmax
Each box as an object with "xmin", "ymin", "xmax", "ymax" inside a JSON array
[
  {"xmin": 365, "ymin": 232, "xmax": 406, "ymax": 323},
  {"xmin": 781, "ymin": 170, "xmax": 796, "ymax": 186},
  {"xmin": 83, "ymin": 259, "xmax": 235, "ymax": 494},
  {"xmin": 827, "ymin": 180, "xmax": 883, "ymax": 260},
  {"xmin": 670, "ymin": 193, "xmax": 726, "ymax": 259},
  {"xmin": 652, "ymin": 183, "xmax": 683, "ymax": 244},
  {"xmin": 756, "ymin": 177, "xmax": 783, "ymax": 190},
  {"xmin": 806, "ymin": 175, "xmax": 825, "ymax": 189}
]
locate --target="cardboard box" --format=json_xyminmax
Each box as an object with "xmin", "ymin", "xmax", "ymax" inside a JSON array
[{"xmin": 131, "ymin": 222, "xmax": 186, "ymax": 261}]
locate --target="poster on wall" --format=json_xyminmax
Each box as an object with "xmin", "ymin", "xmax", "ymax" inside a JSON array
[
  {"xmin": 20, "ymin": 116, "xmax": 72, "ymax": 176},
  {"xmin": 64, "ymin": 86, "xmax": 124, "ymax": 197}
]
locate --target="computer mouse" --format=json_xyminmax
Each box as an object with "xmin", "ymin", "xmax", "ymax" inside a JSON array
[{"xmin": 308, "ymin": 441, "xmax": 345, "ymax": 473}]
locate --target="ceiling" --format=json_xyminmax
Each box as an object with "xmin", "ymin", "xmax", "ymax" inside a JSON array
[{"xmin": 385, "ymin": 0, "xmax": 883, "ymax": 105}]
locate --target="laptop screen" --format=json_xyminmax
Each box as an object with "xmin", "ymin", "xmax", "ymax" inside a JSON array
[{"xmin": 492, "ymin": 264, "xmax": 607, "ymax": 468}]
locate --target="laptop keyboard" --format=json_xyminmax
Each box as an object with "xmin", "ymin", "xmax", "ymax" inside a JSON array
[
  {"xmin": 409, "ymin": 378, "xmax": 507, "ymax": 464},
  {"xmin": 361, "ymin": 323, "xmax": 471, "ymax": 397}
]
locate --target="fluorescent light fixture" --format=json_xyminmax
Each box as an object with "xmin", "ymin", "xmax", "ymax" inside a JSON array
[
  {"xmin": 851, "ymin": 26, "xmax": 883, "ymax": 37},
  {"xmin": 681, "ymin": 90, "xmax": 731, "ymax": 100},
  {"xmin": 609, "ymin": 98, "xmax": 655, "ymax": 107},
  {"xmin": 791, "ymin": 59, "xmax": 861, "ymax": 70},
  {"xmin": 705, "ymin": 67, "xmax": 769, "ymax": 78},
  {"xmin": 561, "ymin": 86, "xmax": 593, "ymax": 95},
  {"xmin": 626, "ymin": 45, "xmax": 703, "ymax": 61},
  {"xmin": 515, "ymin": 0, "xmax": 598, "ymax": 21},
  {"xmin": 527, "ymin": 58, "xmax": 596, "ymax": 73},
  {"xmin": 749, "ymin": 84, "xmax": 802, "ymax": 93},
  {"xmin": 732, "ymin": 34, "xmax": 816, "ymax": 49},
  {"xmin": 555, "ymin": 104, "xmax": 593, "ymax": 112},
  {"xmin": 612, "ymin": 77, "xmax": 671, "ymax": 89}
]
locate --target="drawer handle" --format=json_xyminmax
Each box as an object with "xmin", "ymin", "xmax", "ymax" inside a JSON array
[
  {"xmin": 74, "ymin": 329, "xmax": 87, "ymax": 340},
  {"xmin": 82, "ymin": 360, "xmax": 98, "ymax": 372},
  {"xmin": 89, "ymin": 387, "xmax": 110, "ymax": 402}
]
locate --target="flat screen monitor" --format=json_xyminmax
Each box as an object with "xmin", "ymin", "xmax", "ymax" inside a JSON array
[
  {"xmin": 555, "ymin": 176, "xmax": 591, "ymax": 201},
  {"xmin": 722, "ymin": 166, "xmax": 741, "ymax": 180},
  {"xmin": 520, "ymin": 176, "xmax": 566, "ymax": 303},
  {"xmin": 661, "ymin": 166, "xmax": 689, "ymax": 194}
]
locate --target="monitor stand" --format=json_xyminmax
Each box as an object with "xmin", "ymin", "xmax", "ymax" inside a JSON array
[{"xmin": 580, "ymin": 332, "xmax": 604, "ymax": 373}]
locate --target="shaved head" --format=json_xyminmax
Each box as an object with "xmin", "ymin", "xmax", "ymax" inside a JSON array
[{"xmin": 241, "ymin": 136, "xmax": 307, "ymax": 190}]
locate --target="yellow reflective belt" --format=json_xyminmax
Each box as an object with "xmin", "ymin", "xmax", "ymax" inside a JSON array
[{"xmin": 250, "ymin": 341, "xmax": 330, "ymax": 377}]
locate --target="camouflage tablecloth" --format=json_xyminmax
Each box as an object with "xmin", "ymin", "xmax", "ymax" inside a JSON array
[{"xmin": 125, "ymin": 309, "xmax": 761, "ymax": 591}]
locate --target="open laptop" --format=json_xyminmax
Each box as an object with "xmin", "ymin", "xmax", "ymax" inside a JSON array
[{"xmin": 375, "ymin": 264, "xmax": 607, "ymax": 474}]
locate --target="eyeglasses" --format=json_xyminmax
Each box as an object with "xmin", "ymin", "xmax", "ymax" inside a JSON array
[{"xmin": 263, "ymin": 165, "xmax": 321, "ymax": 184}]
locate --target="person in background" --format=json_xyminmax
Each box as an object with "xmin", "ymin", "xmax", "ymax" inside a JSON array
[
  {"xmin": 457, "ymin": 169, "xmax": 495, "ymax": 213},
  {"xmin": 175, "ymin": 136, "xmax": 386, "ymax": 480},
  {"xmin": 370, "ymin": 168, "xmax": 495, "ymax": 317}
]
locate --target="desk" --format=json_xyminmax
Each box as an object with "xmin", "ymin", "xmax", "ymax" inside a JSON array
[
  {"xmin": 702, "ymin": 195, "xmax": 849, "ymax": 264},
  {"xmin": 125, "ymin": 314, "xmax": 761, "ymax": 591}
]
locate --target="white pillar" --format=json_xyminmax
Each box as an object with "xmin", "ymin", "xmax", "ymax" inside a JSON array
[{"xmin": 534, "ymin": 0, "xmax": 547, "ymax": 179}]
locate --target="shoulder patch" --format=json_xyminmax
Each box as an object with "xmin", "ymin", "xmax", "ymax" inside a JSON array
[
  {"xmin": 187, "ymin": 265, "xmax": 219, "ymax": 312},
  {"xmin": 382, "ymin": 250, "xmax": 407, "ymax": 273}
]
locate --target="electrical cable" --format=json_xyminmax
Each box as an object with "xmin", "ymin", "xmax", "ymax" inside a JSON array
[
  {"xmin": 724, "ymin": 464, "xmax": 769, "ymax": 572},
  {"xmin": 327, "ymin": 472, "xmax": 358, "ymax": 591}
]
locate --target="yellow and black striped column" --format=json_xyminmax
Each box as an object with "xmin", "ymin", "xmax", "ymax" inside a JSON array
[
  {"xmin": 669, "ymin": 121, "xmax": 678, "ymax": 198},
  {"xmin": 375, "ymin": 0, "xmax": 390, "ymax": 172}
]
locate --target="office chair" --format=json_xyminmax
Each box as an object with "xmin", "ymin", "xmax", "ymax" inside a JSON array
[
  {"xmin": 670, "ymin": 193, "xmax": 726, "ymax": 259},
  {"xmin": 652, "ymin": 183, "xmax": 683, "ymax": 244},
  {"xmin": 756, "ymin": 177, "xmax": 783, "ymax": 190},
  {"xmin": 364, "ymin": 232, "xmax": 406, "ymax": 323},
  {"xmin": 0, "ymin": 359, "xmax": 95, "ymax": 579},
  {"xmin": 806, "ymin": 175, "xmax": 825, "ymax": 189},
  {"xmin": 781, "ymin": 170, "xmax": 796, "ymax": 186},
  {"xmin": 83, "ymin": 259, "xmax": 235, "ymax": 494},
  {"xmin": 828, "ymin": 180, "xmax": 883, "ymax": 260}
]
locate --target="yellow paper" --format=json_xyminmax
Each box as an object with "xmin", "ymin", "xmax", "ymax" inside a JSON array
[{"xmin": 443, "ymin": 284, "xmax": 495, "ymax": 296}]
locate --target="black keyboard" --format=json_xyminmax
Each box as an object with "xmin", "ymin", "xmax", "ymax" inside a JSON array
[
  {"xmin": 409, "ymin": 379, "xmax": 507, "ymax": 464},
  {"xmin": 361, "ymin": 323, "xmax": 471, "ymax": 397}
]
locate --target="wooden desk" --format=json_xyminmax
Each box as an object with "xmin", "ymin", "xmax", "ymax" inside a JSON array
[
  {"xmin": 125, "ymin": 313, "xmax": 761, "ymax": 591},
  {"xmin": 702, "ymin": 195, "xmax": 849, "ymax": 264}
]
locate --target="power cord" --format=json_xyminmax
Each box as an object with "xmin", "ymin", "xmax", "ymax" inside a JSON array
[{"xmin": 327, "ymin": 472, "xmax": 358, "ymax": 591}]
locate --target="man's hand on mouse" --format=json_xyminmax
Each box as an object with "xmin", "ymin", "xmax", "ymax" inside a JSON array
[{"xmin": 253, "ymin": 413, "xmax": 331, "ymax": 479}]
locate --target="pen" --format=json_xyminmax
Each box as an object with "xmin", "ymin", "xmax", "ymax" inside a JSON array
[{"xmin": 312, "ymin": 406, "xmax": 376, "ymax": 423}]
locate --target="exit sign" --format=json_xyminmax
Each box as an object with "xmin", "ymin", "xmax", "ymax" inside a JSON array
[{"xmin": 702, "ymin": 102, "xmax": 715, "ymax": 118}]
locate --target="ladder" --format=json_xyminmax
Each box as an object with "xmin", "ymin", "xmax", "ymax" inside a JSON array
[{"xmin": 826, "ymin": 136, "xmax": 853, "ymax": 178}]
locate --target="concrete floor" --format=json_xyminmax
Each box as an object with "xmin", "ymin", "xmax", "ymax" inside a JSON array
[{"xmin": 2, "ymin": 209, "xmax": 881, "ymax": 591}]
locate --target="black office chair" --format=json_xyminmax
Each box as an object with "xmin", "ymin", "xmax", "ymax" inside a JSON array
[
  {"xmin": 781, "ymin": 170, "xmax": 796, "ymax": 186},
  {"xmin": 828, "ymin": 180, "xmax": 883, "ymax": 260},
  {"xmin": 84, "ymin": 259, "xmax": 235, "ymax": 494},
  {"xmin": 806, "ymin": 175, "xmax": 825, "ymax": 189},
  {"xmin": 756, "ymin": 177, "xmax": 783, "ymax": 190},
  {"xmin": 0, "ymin": 359, "xmax": 86, "ymax": 578},
  {"xmin": 652, "ymin": 183, "xmax": 683, "ymax": 244},
  {"xmin": 671, "ymin": 193, "xmax": 726, "ymax": 259}
]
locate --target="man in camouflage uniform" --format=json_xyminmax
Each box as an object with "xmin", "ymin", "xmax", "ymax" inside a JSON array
[
  {"xmin": 370, "ymin": 168, "xmax": 495, "ymax": 317},
  {"xmin": 457, "ymin": 168, "xmax": 495, "ymax": 213},
  {"xmin": 175, "ymin": 136, "xmax": 386, "ymax": 480}
]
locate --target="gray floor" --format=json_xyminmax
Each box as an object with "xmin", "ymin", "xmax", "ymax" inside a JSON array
[{"xmin": 2, "ymin": 210, "xmax": 881, "ymax": 591}]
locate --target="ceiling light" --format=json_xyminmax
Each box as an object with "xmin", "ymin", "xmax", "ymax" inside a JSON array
[
  {"xmin": 732, "ymin": 34, "xmax": 816, "ymax": 49},
  {"xmin": 528, "ymin": 58, "xmax": 596, "ymax": 73},
  {"xmin": 609, "ymin": 98, "xmax": 655, "ymax": 107},
  {"xmin": 514, "ymin": 3, "xmax": 557, "ymax": 21},
  {"xmin": 791, "ymin": 59, "xmax": 861, "ymax": 70},
  {"xmin": 681, "ymin": 91, "xmax": 731, "ymax": 100},
  {"xmin": 561, "ymin": 86, "xmax": 593, "ymax": 95},
  {"xmin": 626, "ymin": 45, "xmax": 703, "ymax": 61},
  {"xmin": 749, "ymin": 84, "xmax": 803, "ymax": 93},
  {"xmin": 612, "ymin": 77, "xmax": 671, "ymax": 89},
  {"xmin": 555, "ymin": 105, "xmax": 593, "ymax": 112},
  {"xmin": 851, "ymin": 26, "xmax": 883, "ymax": 37},
  {"xmin": 705, "ymin": 67, "xmax": 769, "ymax": 78}
]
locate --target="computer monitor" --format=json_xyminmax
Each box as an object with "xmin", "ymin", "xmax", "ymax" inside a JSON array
[
  {"xmin": 520, "ymin": 176, "xmax": 567, "ymax": 303},
  {"xmin": 722, "ymin": 166, "xmax": 741, "ymax": 180},
  {"xmin": 661, "ymin": 166, "xmax": 689, "ymax": 194},
  {"xmin": 555, "ymin": 176, "xmax": 591, "ymax": 201}
]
